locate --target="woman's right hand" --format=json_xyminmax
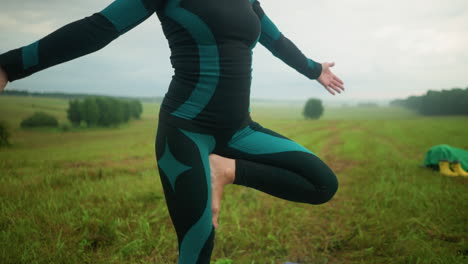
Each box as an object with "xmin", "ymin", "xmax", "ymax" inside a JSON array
[
  {"xmin": 0, "ymin": 66, "xmax": 8, "ymax": 93},
  {"xmin": 317, "ymin": 62, "xmax": 345, "ymax": 95}
]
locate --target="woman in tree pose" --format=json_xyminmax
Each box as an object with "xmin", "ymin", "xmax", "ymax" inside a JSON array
[{"xmin": 0, "ymin": 0, "xmax": 345, "ymax": 263}]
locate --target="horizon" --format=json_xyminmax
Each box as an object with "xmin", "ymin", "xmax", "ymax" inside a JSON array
[{"xmin": 8, "ymin": 87, "xmax": 468, "ymax": 107}]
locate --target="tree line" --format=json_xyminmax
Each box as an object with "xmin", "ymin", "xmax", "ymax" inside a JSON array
[
  {"xmin": 390, "ymin": 87, "xmax": 468, "ymax": 115},
  {"xmin": 1, "ymin": 89, "xmax": 163, "ymax": 103},
  {"xmin": 67, "ymin": 97, "xmax": 143, "ymax": 127}
]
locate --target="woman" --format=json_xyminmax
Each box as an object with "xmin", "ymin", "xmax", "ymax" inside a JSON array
[{"xmin": 0, "ymin": 0, "xmax": 345, "ymax": 263}]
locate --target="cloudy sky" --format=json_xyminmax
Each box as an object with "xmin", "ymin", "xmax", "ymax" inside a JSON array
[{"xmin": 1, "ymin": 0, "xmax": 467, "ymax": 102}]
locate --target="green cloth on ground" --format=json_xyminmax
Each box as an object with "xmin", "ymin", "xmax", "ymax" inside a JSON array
[{"xmin": 424, "ymin": 144, "xmax": 468, "ymax": 170}]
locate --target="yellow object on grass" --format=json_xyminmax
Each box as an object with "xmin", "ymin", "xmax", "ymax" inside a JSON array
[
  {"xmin": 438, "ymin": 160, "xmax": 458, "ymax": 177},
  {"xmin": 452, "ymin": 161, "xmax": 468, "ymax": 177}
]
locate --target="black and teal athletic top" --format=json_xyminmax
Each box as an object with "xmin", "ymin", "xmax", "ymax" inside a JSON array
[{"xmin": 0, "ymin": 0, "xmax": 322, "ymax": 130}]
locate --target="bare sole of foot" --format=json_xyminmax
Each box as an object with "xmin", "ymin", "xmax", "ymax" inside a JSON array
[{"xmin": 209, "ymin": 154, "xmax": 235, "ymax": 229}]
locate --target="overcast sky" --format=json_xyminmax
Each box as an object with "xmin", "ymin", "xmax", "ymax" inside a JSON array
[{"xmin": 1, "ymin": 0, "xmax": 467, "ymax": 102}]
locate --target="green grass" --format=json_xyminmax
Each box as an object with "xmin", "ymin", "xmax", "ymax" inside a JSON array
[{"xmin": 0, "ymin": 95, "xmax": 467, "ymax": 264}]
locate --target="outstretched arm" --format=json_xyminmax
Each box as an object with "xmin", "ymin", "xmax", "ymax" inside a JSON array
[
  {"xmin": 0, "ymin": 0, "xmax": 163, "ymax": 84},
  {"xmin": 252, "ymin": 0, "xmax": 344, "ymax": 95}
]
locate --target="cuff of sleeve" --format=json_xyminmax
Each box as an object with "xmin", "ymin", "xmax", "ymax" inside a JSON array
[
  {"xmin": 0, "ymin": 49, "xmax": 24, "ymax": 82},
  {"xmin": 305, "ymin": 58, "xmax": 322, "ymax": 80}
]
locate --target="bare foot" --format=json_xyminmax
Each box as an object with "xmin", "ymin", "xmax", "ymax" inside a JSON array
[{"xmin": 209, "ymin": 154, "xmax": 235, "ymax": 229}]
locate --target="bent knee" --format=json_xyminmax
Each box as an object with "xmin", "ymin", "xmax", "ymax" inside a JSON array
[
  {"xmin": 310, "ymin": 173, "xmax": 338, "ymax": 205},
  {"xmin": 314, "ymin": 184, "xmax": 338, "ymax": 204}
]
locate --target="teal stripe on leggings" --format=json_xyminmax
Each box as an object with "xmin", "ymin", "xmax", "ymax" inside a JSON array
[
  {"xmin": 178, "ymin": 129, "xmax": 215, "ymax": 263},
  {"xmin": 228, "ymin": 125, "xmax": 314, "ymax": 155},
  {"xmin": 157, "ymin": 140, "xmax": 192, "ymax": 192}
]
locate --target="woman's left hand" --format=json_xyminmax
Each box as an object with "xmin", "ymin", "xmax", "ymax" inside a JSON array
[{"xmin": 317, "ymin": 62, "xmax": 345, "ymax": 95}]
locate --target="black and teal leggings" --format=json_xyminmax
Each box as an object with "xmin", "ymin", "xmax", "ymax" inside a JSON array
[{"xmin": 155, "ymin": 119, "xmax": 338, "ymax": 263}]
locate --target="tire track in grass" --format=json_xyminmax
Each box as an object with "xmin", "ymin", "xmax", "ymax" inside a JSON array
[
  {"xmin": 285, "ymin": 121, "xmax": 364, "ymax": 263},
  {"xmin": 320, "ymin": 122, "xmax": 362, "ymax": 175},
  {"xmin": 316, "ymin": 121, "xmax": 381, "ymax": 262}
]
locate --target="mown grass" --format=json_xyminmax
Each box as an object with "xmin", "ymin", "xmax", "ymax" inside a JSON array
[{"xmin": 0, "ymin": 95, "xmax": 467, "ymax": 264}]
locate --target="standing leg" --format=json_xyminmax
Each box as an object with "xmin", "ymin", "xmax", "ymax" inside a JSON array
[
  {"xmin": 155, "ymin": 121, "xmax": 216, "ymax": 264},
  {"xmin": 216, "ymin": 121, "xmax": 338, "ymax": 205}
]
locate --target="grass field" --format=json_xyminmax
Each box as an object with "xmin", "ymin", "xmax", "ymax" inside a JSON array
[{"xmin": 0, "ymin": 95, "xmax": 467, "ymax": 264}]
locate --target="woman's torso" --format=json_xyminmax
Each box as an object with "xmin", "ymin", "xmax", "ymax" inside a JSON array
[{"xmin": 155, "ymin": 0, "xmax": 262, "ymax": 132}]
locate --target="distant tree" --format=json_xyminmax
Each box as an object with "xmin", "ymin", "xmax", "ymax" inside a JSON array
[
  {"xmin": 109, "ymin": 98, "xmax": 124, "ymax": 125},
  {"xmin": 21, "ymin": 112, "xmax": 59, "ymax": 128},
  {"xmin": 67, "ymin": 99, "xmax": 82, "ymax": 126},
  {"xmin": 122, "ymin": 101, "xmax": 131, "ymax": 122},
  {"xmin": 81, "ymin": 97, "xmax": 100, "ymax": 126},
  {"xmin": 303, "ymin": 98, "xmax": 324, "ymax": 119},
  {"xmin": 66, "ymin": 96, "xmax": 143, "ymax": 128},
  {"xmin": 0, "ymin": 121, "xmax": 11, "ymax": 147},
  {"xmin": 95, "ymin": 97, "xmax": 113, "ymax": 126},
  {"xmin": 129, "ymin": 100, "xmax": 143, "ymax": 119},
  {"xmin": 406, "ymin": 96, "xmax": 422, "ymax": 111}
]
